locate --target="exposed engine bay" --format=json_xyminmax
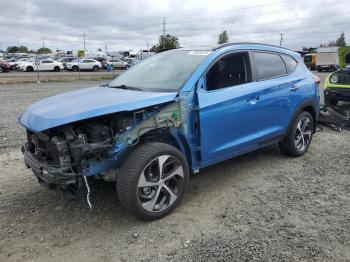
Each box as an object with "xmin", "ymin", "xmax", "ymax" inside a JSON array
[{"xmin": 22, "ymin": 102, "xmax": 183, "ymax": 193}]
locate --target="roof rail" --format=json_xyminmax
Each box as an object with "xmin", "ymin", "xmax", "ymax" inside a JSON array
[{"xmin": 213, "ymin": 42, "xmax": 292, "ymax": 51}]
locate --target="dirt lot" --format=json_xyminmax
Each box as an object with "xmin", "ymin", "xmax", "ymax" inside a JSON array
[{"xmin": 1, "ymin": 74, "xmax": 350, "ymax": 262}]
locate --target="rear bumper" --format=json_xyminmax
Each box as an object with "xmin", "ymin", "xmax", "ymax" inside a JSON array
[
  {"xmin": 22, "ymin": 143, "xmax": 78, "ymax": 188},
  {"xmin": 324, "ymin": 88, "xmax": 350, "ymax": 102}
]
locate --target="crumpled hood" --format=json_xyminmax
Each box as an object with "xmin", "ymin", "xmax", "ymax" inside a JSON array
[{"xmin": 19, "ymin": 86, "xmax": 177, "ymax": 132}]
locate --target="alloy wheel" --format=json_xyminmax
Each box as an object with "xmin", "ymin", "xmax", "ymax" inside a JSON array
[
  {"xmin": 294, "ymin": 116, "xmax": 312, "ymax": 152},
  {"xmin": 137, "ymin": 155, "xmax": 184, "ymax": 212}
]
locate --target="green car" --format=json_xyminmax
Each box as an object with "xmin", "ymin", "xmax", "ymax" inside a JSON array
[{"xmin": 324, "ymin": 67, "xmax": 350, "ymax": 106}]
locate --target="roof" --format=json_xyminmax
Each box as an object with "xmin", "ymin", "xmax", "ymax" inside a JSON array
[{"xmin": 213, "ymin": 42, "xmax": 293, "ymax": 51}]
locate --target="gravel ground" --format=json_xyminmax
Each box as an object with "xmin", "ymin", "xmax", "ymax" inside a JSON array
[{"xmin": 0, "ymin": 75, "xmax": 350, "ymax": 262}]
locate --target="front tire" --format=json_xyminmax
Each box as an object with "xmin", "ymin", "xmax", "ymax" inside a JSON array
[
  {"xmin": 0, "ymin": 67, "xmax": 4, "ymax": 73},
  {"xmin": 26, "ymin": 66, "xmax": 34, "ymax": 72},
  {"xmin": 279, "ymin": 111, "xmax": 314, "ymax": 157},
  {"xmin": 72, "ymin": 66, "xmax": 79, "ymax": 72},
  {"xmin": 117, "ymin": 142, "xmax": 189, "ymax": 220},
  {"xmin": 54, "ymin": 66, "xmax": 60, "ymax": 72},
  {"xmin": 93, "ymin": 66, "xmax": 99, "ymax": 72}
]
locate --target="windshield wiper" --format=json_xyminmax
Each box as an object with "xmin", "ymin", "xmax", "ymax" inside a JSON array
[{"xmin": 108, "ymin": 84, "xmax": 142, "ymax": 91}]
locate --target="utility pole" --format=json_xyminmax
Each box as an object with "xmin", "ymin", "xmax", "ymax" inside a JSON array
[
  {"xmin": 83, "ymin": 33, "xmax": 86, "ymax": 53},
  {"xmin": 146, "ymin": 40, "xmax": 149, "ymax": 51},
  {"xmin": 279, "ymin": 34, "xmax": 284, "ymax": 46},
  {"xmin": 42, "ymin": 38, "xmax": 45, "ymax": 48},
  {"xmin": 162, "ymin": 17, "xmax": 166, "ymax": 50}
]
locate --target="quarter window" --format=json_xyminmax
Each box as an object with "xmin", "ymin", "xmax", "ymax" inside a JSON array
[
  {"xmin": 281, "ymin": 54, "xmax": 298, "ymax": 73},
  {"xmin": 206, "ymin": 52, "xmax": 251, "ymax": 91},
  {"xmin": 41, "ymin": 60, "xmax": 53, "ymax": 63},
  {"xmin": 254, "ymin": 52, "xmax": 287, "ymax": 80}
]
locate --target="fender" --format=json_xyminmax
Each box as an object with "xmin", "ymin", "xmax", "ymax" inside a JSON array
[{"xmin": 285, "ymin": 99, "xmax": 319, "ymax": 135}]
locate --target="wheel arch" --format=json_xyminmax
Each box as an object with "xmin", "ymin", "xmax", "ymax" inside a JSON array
[
  {"xmin": 138, "ymin": 128, "xmax": 192, "ymax": 168},
  {"xmin": 116, "ymin": 128, "xmax": 192, "ymax": 170},
  {"xmin": 286, "ymin": 100, "xmax": 318, "ymax": 135}
]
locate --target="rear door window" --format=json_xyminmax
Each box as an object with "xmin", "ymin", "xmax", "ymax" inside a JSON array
[
  {"xmin": 281, "ymin": 54, "xmax": 298, "ymax": 73},
  {"xmin": 254, "ymin": 52, "xmax": 287, "ymax": 80}
]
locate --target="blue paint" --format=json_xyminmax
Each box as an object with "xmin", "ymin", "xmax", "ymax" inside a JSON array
[
  {"xmin": 20, "ymin": 43, "xmax": 320, "ymax": 176},
  {"xmin": 19, "ymin": 86, "xmax": 177, "ymax": 132}
]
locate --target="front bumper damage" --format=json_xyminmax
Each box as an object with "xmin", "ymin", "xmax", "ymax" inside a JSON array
[{"xmin": 22, "ymin": 143, "xmax": 78, "ymax": 190}]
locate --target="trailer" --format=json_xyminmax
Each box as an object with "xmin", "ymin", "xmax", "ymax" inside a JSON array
[{"xmin": 316, "ymin": 47, "xmax": 339, "ymax": 72}]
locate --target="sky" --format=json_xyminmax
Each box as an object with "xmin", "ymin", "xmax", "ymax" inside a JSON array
[{"xmin": 0, "ymin": 0, "xmax": 349, "ymax": 52}]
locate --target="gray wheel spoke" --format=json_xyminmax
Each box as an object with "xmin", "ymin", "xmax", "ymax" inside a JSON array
[
  {"xmin": 295, "ymin": 135, "xmax": 302, "ymax": 145},
  {"xmin": 301, "ymin": 135, "xmax": 306, "ymax": 150},
  {"xmin": 157, "ymin": 155, "xmax": 170, "ymax": 176},
  {"xmin": 163, "ymin": 185, "xmax": 178, "ymax": 206},
  {"xmin": 301, "ymin": 118, "xmax": 310, "ymax": 131},
  {"xmin": 164, "ymin": 166, "xmax": 184, "ymax": 181},
  {"xmin": 138, "ymin": 172, "xmax": 157, "ymax": 188},
  {"xmin": 303, "ymin": 130, "xmax": 312, "ymax": 139},
  {"xmin": 142, "ymin": 187, "xmax": 161, "ymax": 211},
  {"xmin": 296, "ymin": 121, "xmax": 302, "ymax": 132}
]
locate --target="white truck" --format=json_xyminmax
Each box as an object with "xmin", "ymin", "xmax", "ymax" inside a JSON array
[{"xmin": 316, "ymin": 46, "xmax": 339, "ymax": 72}]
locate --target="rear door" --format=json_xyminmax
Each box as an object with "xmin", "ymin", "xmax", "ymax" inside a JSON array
[{"xmin": 39, "ymin": 59, "xmax": 54, "ymax": 71}]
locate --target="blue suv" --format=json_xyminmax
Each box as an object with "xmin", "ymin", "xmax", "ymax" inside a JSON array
[{"xmin": 19, "ymin": 43, "xmax": 320, "ymax": 220}]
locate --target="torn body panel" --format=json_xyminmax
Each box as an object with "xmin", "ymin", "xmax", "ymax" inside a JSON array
[{"xmin": 21, "ymin": 98, "xmax": 197, "ymax": 192}]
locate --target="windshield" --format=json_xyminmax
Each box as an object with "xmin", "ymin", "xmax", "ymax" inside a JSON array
[{"xmin": 109, "ymin": 49, "xmax": 210, "ymax": 92}]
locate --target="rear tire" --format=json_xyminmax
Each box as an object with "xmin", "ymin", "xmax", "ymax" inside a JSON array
[
  {"xmin": 54, "ymin": 66, "xmax": 60, "ymax": 72},
  {"xmin": 279, "ymin": 111, "xmax": 314, "ymax": 157},
  {"xmin": 117, "ymin": 142, "xmax": 189, "ymax": 221},
  {"xmin": 0, "ymin": 67, "xmax": 4, "ymax": 73},
  {"xmin": 93, "ymin": 66, "xmax": 99, "ymax": 72},
  {"xmin": 26, "ymin": 66, "xmax": 34, "ymax": 72},
  {"xmin": 72, "ymin": 66, "xmax": 79, "ymax": 72}
]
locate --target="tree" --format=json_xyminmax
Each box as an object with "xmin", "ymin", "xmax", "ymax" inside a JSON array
[
  {"xmin": 327, "ymin": 40, "xmax": 337, "ymax": 47},
  {"xmin": 335, "ymin": 32, "xmax": 346, "ymax": 47},
  {"xmin": 36, "ymin": 47, "xmax": 52, "ymax": 54},
  {"xmin": 150, "ymin": 34, "xmax": 179, "ymax": 53},
  {"xmin": 7, "ymin": 45, "xmax": 29, "ymax": 53},
  {"xmin": 217, "ymin": 30, "xmax": 229, "ymax": 44},
  {"xmin": 97, "ymin": 48, "xmax": 102, "ymax": 52}
]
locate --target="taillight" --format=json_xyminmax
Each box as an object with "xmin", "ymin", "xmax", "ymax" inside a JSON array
[{"xmin": 314, "ymin": 74, "xmax": 320, "ymax": 85}]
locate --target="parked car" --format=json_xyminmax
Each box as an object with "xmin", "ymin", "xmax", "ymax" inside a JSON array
[
  {"xmin": 66, "ymin": 59, "xmax": 102, "ymax": 72},
  {"xmin": 19, "ymin": 43, "xmax": 320, "ymax": 220},
  {"xmin": 324, "ymin": 66, "xmax": 350, "ymax": 106},
  {"xmin": 18, "ymin": 59, "xmax": 64, "ymax": 72},
  {"xmin": 0, "ymin": 60, "xmax": 11, "ymax": 72},
  {"xmin": 109, "ymin": 59, "xmax": 129, "ymax": 69},
  {"xmin": 9, "ymin": 58, "xmax": 33, "ymax": 70},
  {"xmin": 57, "ymin": 57, "xmax": 76, "ymax": 68},
  {"xmin": 92, "ymin": 57, "xmax": 109, "ymax": 69}
]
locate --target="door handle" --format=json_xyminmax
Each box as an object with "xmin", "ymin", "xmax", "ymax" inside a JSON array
[
  {"xmin": 289, "ymin": 85, "xmax": 300, "ymax": 92},
  {"xmin": 246, "ymin": 96, "xmax": 260, "ymax": 105}
]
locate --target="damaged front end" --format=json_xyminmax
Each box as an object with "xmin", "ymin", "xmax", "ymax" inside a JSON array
[{"xmin": 21, "ymin": 102, "xmax": 183, "ymax": 195}]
